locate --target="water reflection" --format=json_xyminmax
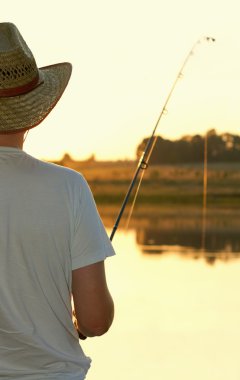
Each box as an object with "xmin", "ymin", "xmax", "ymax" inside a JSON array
[
  {"xmin": 85, "ymin": 221, "xmax": 240, "ymax": 380},
  {"xmin": 100, "ymin": 206, "xmax": 240, "ymax": 264},
  {"xmin": 136, "ymin": 211, "xmax": 240, "ymax": 256}
]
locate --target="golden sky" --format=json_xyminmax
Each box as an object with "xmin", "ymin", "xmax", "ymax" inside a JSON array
[{"xmin": 2, "ymin": 0, "xmax": 240, "ymax": 161}]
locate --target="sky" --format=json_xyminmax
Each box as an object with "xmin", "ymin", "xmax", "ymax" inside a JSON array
[{"xmin": 2, "ymin": 0, "xmax": 240, "ymax": 161}]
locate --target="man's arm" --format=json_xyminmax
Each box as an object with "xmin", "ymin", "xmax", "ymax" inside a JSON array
[{"xmin": 72, "ymin": 260, "xmax": 114, "ymax": 337}]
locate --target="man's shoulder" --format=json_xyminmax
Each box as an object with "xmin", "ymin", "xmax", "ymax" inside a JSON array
[
  {"xmin": 26, "ymin": 155, "xmax": 85, "ymax": 184},
  {"xmin": 38, "ymin": 159, "xmax": 78, "ymax": 175}
]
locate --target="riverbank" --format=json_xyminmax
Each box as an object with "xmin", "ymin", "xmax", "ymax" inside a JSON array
[{"xmin": 53, "ymin": 158, "xmax": 240, "ymax": 208}]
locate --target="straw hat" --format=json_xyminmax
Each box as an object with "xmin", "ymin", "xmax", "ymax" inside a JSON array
[{"xmin": 0, "ymin": 22, "xmax": 72, "ymax": 133}]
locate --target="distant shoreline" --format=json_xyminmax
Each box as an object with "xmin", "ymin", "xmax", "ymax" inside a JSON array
[{"xmin": 52, "ymin": 158, "xmax": 240, "ymax": 208}]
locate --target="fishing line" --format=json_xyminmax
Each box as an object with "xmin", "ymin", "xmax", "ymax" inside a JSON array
[
  {"xmin": 110, "ymin": 36, "xmax": 215, "ymax": 241},
  {"xmin": 23, "ymin": 130, "xmax": 29, "ymax": 142}
]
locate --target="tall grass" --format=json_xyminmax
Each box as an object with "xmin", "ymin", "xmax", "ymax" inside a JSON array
[{"xmin": 59, "ymin": 160, "xmax": 240, "ymax": 208}]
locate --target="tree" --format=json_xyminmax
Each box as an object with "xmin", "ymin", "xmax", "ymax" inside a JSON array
[{"xmin": 136, "ymin": 130, "xmax": 240, "ymax": 164}]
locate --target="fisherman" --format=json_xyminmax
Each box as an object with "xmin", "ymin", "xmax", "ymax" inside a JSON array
[{"xmin": 0, "ymin": 22, "xmax": 115, "ymax": 380}]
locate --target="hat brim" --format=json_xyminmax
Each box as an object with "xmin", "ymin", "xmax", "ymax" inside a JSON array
[{"xmin": 0, "ymin": 62, "xmax": 72, "ymax": 134}]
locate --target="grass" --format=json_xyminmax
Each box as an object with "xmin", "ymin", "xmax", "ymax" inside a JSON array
[{"xmin": 54, "ymin": 159, "xmax": 240, "ymax": 208}]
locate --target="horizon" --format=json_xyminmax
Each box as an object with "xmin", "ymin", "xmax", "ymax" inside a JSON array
[
  {"xmin": 46, "ymin": 128, "xmax": 240, "ymax": 163},
  {"xmin": 2, "ymin": 0, "xmax": 240, "ymax": 162}
]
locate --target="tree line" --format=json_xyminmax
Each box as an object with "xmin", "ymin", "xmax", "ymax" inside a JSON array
[{"xmin": 136, "ymin": 129, "xmax": 240, "ymax": 164}]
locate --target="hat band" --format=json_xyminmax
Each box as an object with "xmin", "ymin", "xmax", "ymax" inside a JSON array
[{"xmin": 0, "ymin": 73, "xmax": 44, "ymax": 98}]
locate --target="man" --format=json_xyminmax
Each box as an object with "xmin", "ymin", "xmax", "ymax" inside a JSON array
[{"xmin": 0, "ymin": 23, "xmax": 115, "ymax": 379}]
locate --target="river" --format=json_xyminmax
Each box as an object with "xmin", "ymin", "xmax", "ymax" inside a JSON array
[{"xmin": 83, "ymin": 207, "xmax": 240, "ymax": 380}]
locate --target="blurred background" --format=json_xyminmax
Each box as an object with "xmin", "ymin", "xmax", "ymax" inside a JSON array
[{"xmin": 2, "ymin": 1, "xmax": 240, "ymax": 379}]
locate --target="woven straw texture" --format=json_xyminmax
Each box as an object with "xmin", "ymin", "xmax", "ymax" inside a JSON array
[
  {"xmin": 0, "ymin": 49, "xmax": 37, "ymax": 90},
  {"xmin": 0, "ymin": 63, "xmax": 72, "ymax": 133},
  {"xmin": 0, "ymin": 23, "xmax": 72, "ymax": 133}
]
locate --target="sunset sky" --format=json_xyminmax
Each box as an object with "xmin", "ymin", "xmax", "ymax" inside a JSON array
[{"xmin": 2, "ymin": 0, "xmax": 240, "ymax": 161}]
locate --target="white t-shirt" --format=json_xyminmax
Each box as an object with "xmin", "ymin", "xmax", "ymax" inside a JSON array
[{"xmin": 0, "ymin": 147, "xmax": 115, "ymax": 380}]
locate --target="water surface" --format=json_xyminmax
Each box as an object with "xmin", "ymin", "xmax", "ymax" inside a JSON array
[{"xmin": 83, "ymin": 209, "xmax": 240, "ymax": 380}]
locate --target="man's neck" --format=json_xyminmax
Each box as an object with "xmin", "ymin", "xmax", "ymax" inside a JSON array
[
  {"xmin": 0, "ymin": 143, "xmax": 22, "ymax": 149},
  {"xmin": 0, "ymin": 132, "xmax": 25, "ymax": 149}
]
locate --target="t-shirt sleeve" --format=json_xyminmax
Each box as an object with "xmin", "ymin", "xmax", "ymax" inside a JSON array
[{"xmin": 71, "ymin": 175, "xmax": 116, "ymax": 270}]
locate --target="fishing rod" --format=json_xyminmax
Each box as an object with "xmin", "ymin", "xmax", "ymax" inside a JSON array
[{"xmin": 110, "ymin": 36, "xmax": 215, "ymax": 241}]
